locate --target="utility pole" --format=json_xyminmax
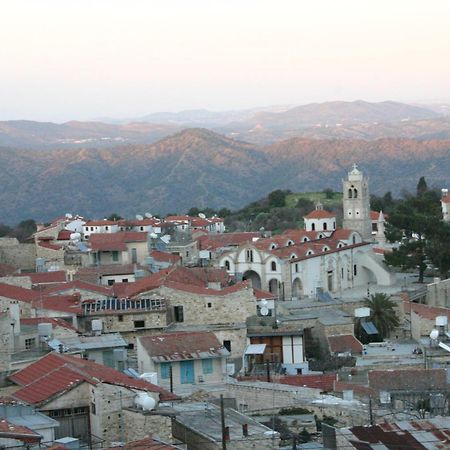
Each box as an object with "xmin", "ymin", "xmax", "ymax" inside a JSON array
[{"xmin": 220, "ymin": 394, "xmax": 227, "ymax": 450}]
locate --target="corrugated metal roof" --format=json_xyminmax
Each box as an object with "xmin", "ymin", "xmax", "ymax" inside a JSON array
[{"xmin": 48, "ymin": 333, "xmax": 127, "ymax": 351}]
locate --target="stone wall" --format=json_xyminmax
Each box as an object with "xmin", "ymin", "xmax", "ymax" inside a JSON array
[
  {"xmin": 0, "ymin": 238, "xmax": 36, "ymax": 270},
  {"xmin": 122, "ymin": 408, "xmax": 174, "ymax": 443},
  {"xmin": 427, "ymin": 278, "xmax": 450, "ymax": 307}
]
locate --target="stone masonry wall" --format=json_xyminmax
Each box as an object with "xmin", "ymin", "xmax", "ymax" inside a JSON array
[{"xmin": 0, "ymin": 238, "xmax": 36, "ymax": 270}]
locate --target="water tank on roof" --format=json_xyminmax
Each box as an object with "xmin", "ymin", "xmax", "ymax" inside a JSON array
[
  {"xmin": 436, "ymin": 316, "xmax": 448, "ymax": 327},
  {"xmin": 91, "ymin": 319, "xmax": 102, "ymax": 332},
  {"xmin": 134, "ymin": 392, "xmax": 156, "ymax": 411},
  {"xmin": 355, "ymin": 307, "xmax": 370, "ymax": 318},
  {"xmin": 38, "ymin": 323, "xmax": 53, "ymax": 337},
  {"xmin": 139, "ymin": 372, "xmax": 158, "ymax": 385}
]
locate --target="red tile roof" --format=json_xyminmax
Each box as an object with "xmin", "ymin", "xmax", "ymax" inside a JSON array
[
  {"xmin": 333, "ymin": 381, "xmax": 377, "ymax": 397},
  {"xmin": 410, "ymin": 303, "xmax": 450, "ymax": 321},
  {"xmin": 253, "ymin": 288, "xmax": 276, "ymax": 300},
  {"xmin": 17, "ymin": 271, "xmax": 67, "ymax": 284},
  {"xmin": 10, "ymin": 353, "xmax": 177, "ymax": 404},
  {"xmin": 0, "ymin": 419, "xmax": 41, "ymax": 443},
  {"xmin": 304, "ymin": 209, "xmax": 335, "ymax": 219},
  {"xmin": 368, "ymin": 368, "xmax": 447, "ymax": 392},
  {"xmin": 32, "ymin": 294, "xmax": 82, "ymax": 314},
  {"xmin": 278, "ymin": 374, "xmax": 337, "ymax": 392},
  {"xmin": 150, "ymin": 251, "xmax": 181, "ymax": 264},
  {"xmin": 139, "ymin": 331, "xmax": 228, "ymax": 361},
  {"xmin": 84, "ymin": 220, "xmax": 118, "ymax": 226},
  {"xmin": 196, "ymin": 232, "xmax": 260, "ymax": 251},
  {"xmin": 442, "ymin": 195, "xmax": 450, "ymax": 204},
  {"xmin": 0, "ymin": 283, "xmax": 37, "ymax": 302},
  {"xmin": 43, "ymin": 280, "xmax": 112, "ymax": 296},
  {"xmin": 89, "ymin": 232, "xmax": 148, "ymax": 251},
  {"xmin": 57, "ymin": 230, "xmax": 72, "ymax": 240},
  {"xmin": 328, "ymin": 335, "xmax": 363, "ymax": 354},
  {"xmin": 37, "ymin": 241, "xmax": 63, "ymax": 251}
]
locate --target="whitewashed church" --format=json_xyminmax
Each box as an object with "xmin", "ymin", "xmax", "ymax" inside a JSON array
[{"xmin": 218, "ymin": 165, "xmax": 395, "ymax": 299}]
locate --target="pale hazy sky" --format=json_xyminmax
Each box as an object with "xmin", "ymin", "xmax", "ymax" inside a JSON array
[{"xmin": 1, "ymin": 0, "xmax": 450, "ymax": 122}]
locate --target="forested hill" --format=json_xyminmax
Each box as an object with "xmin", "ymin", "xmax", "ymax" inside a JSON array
[{"xmin": 0, "ymin": 128, "xmax": 449, "ymax": 224}]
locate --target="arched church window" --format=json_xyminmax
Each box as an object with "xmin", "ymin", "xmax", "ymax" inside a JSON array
[
  {"xmin": 224, "ymin": 260, "xmax": 230, "ymax": 270},
  {"xmin": 352, "ymin": 235, "xmax": 356, "ymax": 244},
  {"xmin": 271, "ymin": 261, "xmax": 277, "ymax": 271},
  {"xmin": 323, "ymin": 222, "xmax": 327, "ymax": 231},
  {"xmin": 348, "ymin": 188, "xmax": 353, "ymax": 198},
  {"xmin": 311, "ymin": 223, "xmax": 315, "ymax": 231},
  {"xmin": 353, "ymin": 188, "xmax": 358, "ymax": 198}
]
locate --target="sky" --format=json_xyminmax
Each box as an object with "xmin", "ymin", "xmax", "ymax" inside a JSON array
[{"xmin": 1, "ymin": 0, "xmax": 450, "ymax": 122}]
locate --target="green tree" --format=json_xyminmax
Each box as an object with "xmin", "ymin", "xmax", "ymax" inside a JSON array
[
  {"xmin": 384, "ymin": 185, "xmax": 442, "ymax": 282},
  {"xmin": 268, "ymin": 189, "xmax": 288, "ymax": 208},
  {"xmin": 10, "ymin": 219, "xmax": 37, "ymax": 242},
  {"xmin": 364, "ymin": 293, "xmax": 400, "ymax": 340},
  {"xmin": 323, "ymin": 188, "xmax": 334, "ymax": 199},
  {"xmin": 416, "ymin": 176, "xmax": 428, "ymax": 196},
  {"xmin": 106, "ymin": 213, "xmax": 123, "ymax": 221},
  {"xmin": 0, "ymin": 223, "xmax": 12, "ymax": 237}
]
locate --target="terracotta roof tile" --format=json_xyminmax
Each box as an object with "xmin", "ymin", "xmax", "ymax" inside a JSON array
[
  {"xmin": 10, "ymin": 353, "xmax": 177, "ymax": 404},
  {"xmin": 17, "ymin": 271, "xmax": 67, "ymax": 284},
  {"xmin": 89, "ymin": 232, "xmax": 147, "ymax": 251},
  {"xmin": 139, "ymin": 331, "xmax": 228, "ymax": 361},
  {"xmin": 150, "ymin": 251, "xmax": 181, "ymax": 264},
  {"xmin": 328, "ymin": 335, "xmax": 363, "ymax": 354},
  {"xmin": 278, "ymin": 374, "xmax": 336, "ymax": 391},
  {"xmin": 304, "ymin": 209, "xmax": 335, "ymax": 219},
  {"xmin": 441, "ymin": 195, "xmax": 450, "ymax": 204},
  {"xmin": 0, "ymin": 418, "xmax": 41, "ymax": 442},
  {"xmin": 43, "ymin": 280, "xmax": 112, "ymax": 296}
]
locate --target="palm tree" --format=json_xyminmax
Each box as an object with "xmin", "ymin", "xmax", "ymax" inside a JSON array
[{"xmin": 364, "ymin": 293, "xmax": 400, "ymax": 339}]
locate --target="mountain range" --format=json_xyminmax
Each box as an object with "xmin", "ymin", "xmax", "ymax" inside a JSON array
[
  {"xmin": 1, "ymin": 100, "xmax": 449, "ymax": 149},
  {"xmin": 1, "ymin": 128, "xmax": 449, "ymax": 224}
]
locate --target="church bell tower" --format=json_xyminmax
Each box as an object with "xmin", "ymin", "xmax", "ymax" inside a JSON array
[{"xmin": 342, "ymin": 164, "xmax": 372, "ymax": 241}]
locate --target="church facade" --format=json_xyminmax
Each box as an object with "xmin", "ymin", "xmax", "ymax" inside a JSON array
[{"xmin": 218, "ymin": 166, "xmax": 394, "ymax": 299}]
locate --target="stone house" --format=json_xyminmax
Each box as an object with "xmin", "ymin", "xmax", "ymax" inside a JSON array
[
  {"xmin": 137, "ymin": 331, "xmax": 230, "ymax": 389},
  {"xmin": 9, "ymin": 353, "xmax": 177, "ymax": 446},
  {"xmin": 88, "ymin": 232, "xmax": 149, "ymax": 266}
]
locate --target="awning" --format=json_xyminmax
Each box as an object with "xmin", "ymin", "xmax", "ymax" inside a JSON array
[
  {"xmin": 361, "ymin": 321, "xmax": 379, "ymax": 335},
  {"xmin": 244, "ymin": 344, "xmax": 266, "ymax": 355}
]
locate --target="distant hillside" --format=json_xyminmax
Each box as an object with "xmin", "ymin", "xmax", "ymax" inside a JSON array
[
  {"xmin": 0, "ymin": 129, "xmax": 449, "ymax": 224},
  {"xmin": 219, "ymin": 100, "xmax": 443, "ymax": 144},
  {"xmin": 0, "ymin": 120, "xmax": 181, "ymax": 149},
  {"xmin": 0, "ymin": 100, "xmax": 444, "ymax": 149}
]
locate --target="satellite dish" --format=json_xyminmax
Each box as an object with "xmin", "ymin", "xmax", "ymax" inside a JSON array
[
  {"xmin": 145, "ymin": 212, "xmax": 153, "ymax": 218},
  {"xmin": 70, "ymin": 232, "xmax": 81, "ymax": 241},
  {"xmin": 430, "ymin": 329, "xmax": 439, "ymax": 340},
  {"xmin": 260, "ymin": 306, "xmax": 269, "ymax": 316},
  {"xmin": 136, "ymin": 214, "xmax": 144, "ymax": 221},
  {"xmin": 65, "ymin": 213, "xmax": 73, "ymax": 219},
  {"xmin": 198, "ymin": 213, "xmax": 206, "ymax": 219}
]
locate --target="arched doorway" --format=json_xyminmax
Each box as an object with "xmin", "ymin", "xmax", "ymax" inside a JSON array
[
  {"xmin": 268, "ymin": 279, "xmax": 279, "ymax": 296},
  {"xmin": 292, "ymin": 278, "xmax": 303, "ymax": 299},
  {"xmin": 242, "ymin": 270, "xmax": 261, "ymax": 289}
]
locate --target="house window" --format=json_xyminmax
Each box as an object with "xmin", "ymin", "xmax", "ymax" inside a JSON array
[
  {"xmin": 25, "ymin": 338, "xmax": 35, "ymax": 350},
  {"xmin": 223, "ymin": 340, "xmax": 231, "ymax": 352},
  {"xmin": 105, "ymin": 226, "xmax": 109, "ymax": 231},
  {"xmin": 311, "ymin": 223, "xmax": 315, "ymax": 231},
  {"xmin": 108, "ymin": 279, "xmax": 115, "ymax": 286},
  {"xmin": 246, "ymin": 249, "xmax": 254, "ymax": 262},
  {"xmin": 353, "ymin": 265, "xmax": 357, "ymax": 276},
  {"xmin": 112, "ymin": 251, "xmax": 119, "ymax": 262},
  {"xmin": 140, "ymin": 226, "xmax": 144, "ymax": 231},
  {"xmin": 134, "ymin": 320, "xmax": 145, "ymax": 328},
  {"xmin": 118, "ymin": 315, "xmax": 123, "ymax": 322},
  {"xmin": 127, "ymin": 343, "xmax": 134, "ymax": 350},
  {"xmin": 131, "ymin": 248, "xmax": 137, "ymax": 264},
  {"xmin": 323, "ymin": 222, "xmax": 327, "ymax": 230},
  {"xmin": 174, "ymin": 306, "xmax": 184, "ymax": 322},
  {"xmin": 91, "ymin": 402, "xmax": 96, "ymax": 415},
  {"xmin": 160, "ymin": 362, "xmax": 171, "ymax": 379},
  {"xmin": 202, "ymin": 358, "xmax": 213, "ymax": 374},
  {"xmin": 341, "ymin": 268, "xmax": 344, "ymax": 279},
  {"xmin": 207, "ymin": 302, "xmax": 212, "ymax": 308},
  {"xmin": 271, "ymin": 261, "xmax": 277, "ymax": 271},
  {"xmin": 295, "ymin": 263, "xmax": 299, "ymax": 272},
  {"xmin": 91, "ymin": 227, "xmax": 94, "ymax": 231},
  {"xmin": 122, "ymin": 278, "xmax": 128, "ymax": 283},
  {"xmin": 224, "ymin": 260, "xmax": 230, "ymax": 271},
  {"xmin": 186, "ymin": 251, "xmax": 189, "ymax": 257}
]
